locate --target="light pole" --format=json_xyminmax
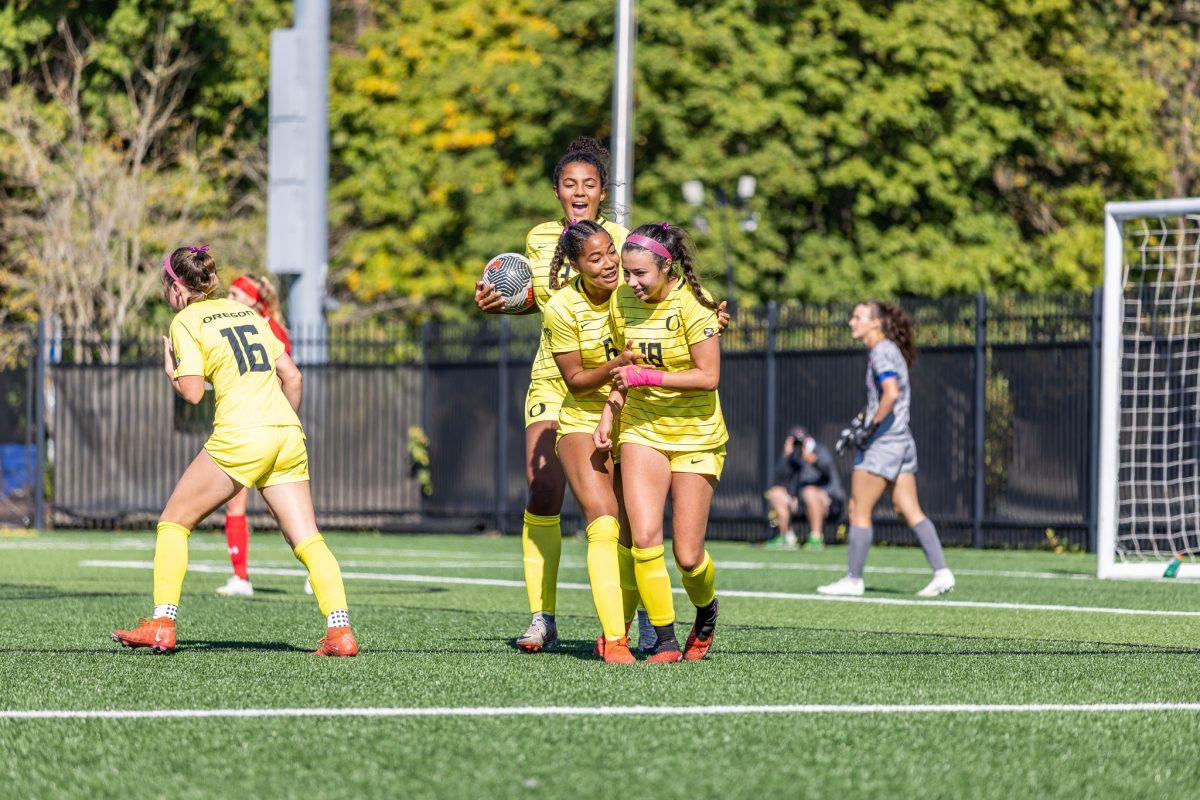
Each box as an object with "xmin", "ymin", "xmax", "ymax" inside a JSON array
[{"xmin": 682, "ymin": 176, "xmax": 757, "ymax": 309}]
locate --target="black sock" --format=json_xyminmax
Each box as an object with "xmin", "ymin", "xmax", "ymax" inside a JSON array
[
  {"xmin": 653, "ymin": 624, "xmax": 679, "ymax": 652},
  {"xmin": 693, "ymin": 598, "xmax": 719, "ymax": 640}
]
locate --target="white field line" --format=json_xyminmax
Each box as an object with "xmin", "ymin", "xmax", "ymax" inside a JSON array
[
  {"xmin": 1, "ymin": 538, "xmax": 1107, "ymax": 582},
  {"xmin": 5, "ymin": 703, "xmax": 1200, "ymax": 721},
  {"xmin": 80, "ymin": 560, "xmax": 1200, "ymax": 617}
]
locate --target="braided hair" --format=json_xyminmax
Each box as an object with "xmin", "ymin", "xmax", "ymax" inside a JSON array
[
  {"xmin": 552, "ymin": 136, "xmax": 609, "ymax": 190},
  {"xmin": 868, "ymin": 301, "xmax": 917, "ymax": 366},
  {"xmin": 621, "ymin": 223, "xmax": 721, "ymax": 311},
  {"xmin": 548, "ymin": 219, "xmax": 610, "ymax": 291}
]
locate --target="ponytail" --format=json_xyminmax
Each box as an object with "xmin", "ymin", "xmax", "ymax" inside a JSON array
[
  {"xmin": 243, "ymin": 275, "xmax": 288, "ymax": 339},
  {"xmin": 622, "ymin": 223, "xmax": 720, "ymax": 311},
  {"xmin": 870, "ymin": 301, "xmax": 917, "ymax": 366},
  {"xmin": 166, "ymin": 246, "xmax": 220, "ymax": 300}
]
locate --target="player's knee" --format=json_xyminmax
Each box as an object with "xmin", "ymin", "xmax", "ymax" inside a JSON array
[
  {"xmin": 672, "ymin": 542, "xmax": 705, "ymax": 572},
  {"xmin": 631, "ymin": 527, "xmax": 663, "ymax": 550}
]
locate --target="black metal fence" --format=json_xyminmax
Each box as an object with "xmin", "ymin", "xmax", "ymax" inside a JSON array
[{"xmin": 6, "ymin": 291, "xmax": 1101, "ymax": 548}]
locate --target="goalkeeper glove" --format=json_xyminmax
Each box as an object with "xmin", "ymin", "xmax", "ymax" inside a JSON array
[{"xmin": 835, "ymin": 416, "xmax": 878, "ymax": 456}]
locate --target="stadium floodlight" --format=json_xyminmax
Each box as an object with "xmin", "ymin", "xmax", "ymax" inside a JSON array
[{"xmin": 1098, "ymin": 197, "xmax": 1200, "ymax": 579}]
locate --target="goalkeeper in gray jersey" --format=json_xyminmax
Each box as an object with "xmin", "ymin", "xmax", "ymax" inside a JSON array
[{"xmin": 818, "ymin": 302, "xmax": 955, "ymax": 598}]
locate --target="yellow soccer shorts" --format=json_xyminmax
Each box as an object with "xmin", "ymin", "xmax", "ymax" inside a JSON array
[
  {"xmin": 525, "ymin": 376, "xmax": 567, "ymax": 428},
  {"xmin": 556, "ymin": 414, "xmax": 620, "ymax": 464},
  {"xmin": 205, "ymin": 425, "xmax": 310, "ymax": 489},
  {"xmin": 664, "ymin": 445, "xmax": 727, "ymax": 481}
]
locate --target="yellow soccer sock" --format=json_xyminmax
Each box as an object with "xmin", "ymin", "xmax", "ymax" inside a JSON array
[
  {"xmin": 294, "ymin": 533, "xmax": 349, "ymax": 618},
  {"xmin": 632, "ymin": 544, "xmax": 675, "ymax": 626},
  {"xmin": 585, "ymin": 516, "xmax": 625, "ymax": 641},
  {"xmin": 522, "ymin": 511, "xmax": 561, "ymax": 615},
  {"xmin": 617, "ymin": 544, "xmax": 639, "ymax": 624},
  {"xmin": 152, "ymin": 521, "xmax": 190, "ymax": 608},
  {"xmin": 678, "ymin": 549, "xmax": 717, "ymax": 608}
]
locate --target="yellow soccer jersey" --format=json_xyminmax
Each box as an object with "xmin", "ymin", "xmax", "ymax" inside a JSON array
[
  {"xmin": 169, "ymin": 298, "xmax": 301, "ymax": 431},
  {"xmin": 542, "ymin": 275, "xmax": 619, "ymax": 435},
  {"xmin": 609, "ymin": 281, "xmax": 728, "ymax": 452},
  {"xmin": 526, "ymin": 216, "xmax": 628, "ymax": 381}
]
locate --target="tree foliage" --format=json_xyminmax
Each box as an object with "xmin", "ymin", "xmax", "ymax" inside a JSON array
[{"xmin": 0, "ymin": 0, "xmax": 1193, "ymax": 324}]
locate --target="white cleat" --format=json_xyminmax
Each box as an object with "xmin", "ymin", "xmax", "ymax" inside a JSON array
[
  {"xmin": 516, "ymin": 613, "xmax": 557, "ymax": 653},
  {"xmin": 304, "ymin": 577, "xmax": 313, "ymax": 595},
  {"xmin": 816, "ymin": 576, "xmax": 865, "ymax": 596},
  {"xmin": 917, "ymin": 568, "xmax": 956, "ymax": 598},
  {"xmin": 635, "ymin": 608, "xmax": 658, "ymax": 654},
  {"xmin": 215, "ymin": 575, "xmax": 253, "ymax": 598}
]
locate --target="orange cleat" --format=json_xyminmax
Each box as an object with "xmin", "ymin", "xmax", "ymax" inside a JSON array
[
  {"xmin": 683, "ymin": 627, "xmax": 715, "ymax": 661},
  {"xmin": 313, "ymin": 626, "xmax": 358, "ymax": 657},
  {"xmin": 595, "ymin": 619, "xmax": 634, "ymax": 659},
  {"xmin": 602, "ymin": 636, "xmax": 636, "ymax": 665},
  {"xmin": 647, "ymin": 646, "xmax": 683, "ymax": 664},
  {"xmin": 111, "ymin": 617, "xmax": 176, "ymax": 654}
]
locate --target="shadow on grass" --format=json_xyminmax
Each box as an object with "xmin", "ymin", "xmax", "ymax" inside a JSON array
[
  {"xmin": 0, "ymin": 583, "xmax": 142, "ymax": 602},
  {"xmin": 178, "ymin": 640, "xmax": 311, "ymax": 654}
]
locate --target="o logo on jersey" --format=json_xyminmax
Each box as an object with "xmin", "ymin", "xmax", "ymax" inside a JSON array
[
  {"xmin": 528, "ymin": 402, "xmax": 547, "ymax": 419},
  {"xmin": 665, "ymin": 314, "xmax": 681, "ymax": 332}
]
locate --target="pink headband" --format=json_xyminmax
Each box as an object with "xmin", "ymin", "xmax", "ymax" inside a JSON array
[
  {"xmin": 162, "ymin": 254, "xmax": 182, "ymax": 284},
  {"xmin": 625, "ymin": 234, "xmax": 672, "ymax": 261}
]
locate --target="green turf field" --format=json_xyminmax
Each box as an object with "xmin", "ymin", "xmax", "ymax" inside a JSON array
[{"xmin": 3, "ymin": 529, "xmax": 1200, "ymax": 799}]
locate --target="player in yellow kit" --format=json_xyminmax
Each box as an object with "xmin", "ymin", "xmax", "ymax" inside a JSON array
[
  {"xmin": 595, "ymin": 223, "xmax": 728, "ymax": 663},
  {"xmin": 111, "ymin": 245, "xmax": 357, "ymax": 656},
  {"xmin": 474, "ymin": 137, "xmax": 629, "ymax": 652},
  {"xmin": 542, "ymin": 220, "xmax": 643, "ymax": 663}
]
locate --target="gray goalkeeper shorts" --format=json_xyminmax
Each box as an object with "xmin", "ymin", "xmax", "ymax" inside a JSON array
[{"xmin": 853, "ymin": 431, "xmax": 918, "ymax": 481}]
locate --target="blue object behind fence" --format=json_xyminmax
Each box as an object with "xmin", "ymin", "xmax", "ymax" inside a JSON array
[{"xmin": 0, "ymin": 444, "xmax": 35, "ymax": 495}]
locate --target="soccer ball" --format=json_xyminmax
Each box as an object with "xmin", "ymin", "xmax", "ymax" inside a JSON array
[{"xmin": 482, "ymin": 253, "xmax": 534, "ymax": 314}]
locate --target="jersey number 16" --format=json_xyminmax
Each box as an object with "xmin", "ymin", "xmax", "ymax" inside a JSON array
[{"xmin": 219, "ymin": 325, "xmax": 270, "ymax": 375}]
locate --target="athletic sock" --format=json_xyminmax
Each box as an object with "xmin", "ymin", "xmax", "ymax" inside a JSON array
[
  {"xmin": 912, "ymin": 518, "xmax": 947, "ymax": 571},
  {"xmin": 152, "ymin": 604, "xmax": 178, "ymax": 621},
  {"xmin": 225, "ymin": 514, "xmax": 249, "ymax": 580},
  {"xmin": 632, "ymin": 544, "xmax": 675, "ymax": 626},
  {"xmin": 677, "ymin": 549, "xmax": 716, "ymax": 608},
  {"xmin": 653, "ymin": 624, "xmax": 679, "ymax": 652},
  {"xmin": 848, "ymin": 525, "xmax": 873, "ymax": 579},
  {"xmin": 293, "ymin": 533, "xmax": 349, "ymax": 617},
  {"xmin": 617, "ymin": 544, "xmax": 640, "ymax": 624},
  {"xmin": 152, "ymin": 521, "xmax": 190, "ymax": 609},
  {"xmin": 326, "ymin": 609, "xmax": 350, "ymax": 629},
  {"xmin": 521, "ymin": 511, "xmax": 561, "ymax": 615},
  {"xmin": 692, "ymin": 598, "xmax": 718, "ymax": 640},
  {"xmin": 585, "ymin": 516, "xmax": 625, "ymax": 640}
]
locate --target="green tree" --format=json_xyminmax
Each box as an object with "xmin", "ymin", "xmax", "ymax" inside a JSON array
[{"xmin": 0, "ymin": 1, "xmax": 289, "ymax": 334}]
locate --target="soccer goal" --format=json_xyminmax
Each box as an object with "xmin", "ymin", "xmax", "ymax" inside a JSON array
[{"xmin": 1098, "ymin": 198, "xmax": 1200, "ymax": 578}]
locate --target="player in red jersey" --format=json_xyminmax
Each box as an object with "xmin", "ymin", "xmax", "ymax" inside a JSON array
[{"xmin": 214, "ymin": 274, "xmax": 300, "ymax": 598}]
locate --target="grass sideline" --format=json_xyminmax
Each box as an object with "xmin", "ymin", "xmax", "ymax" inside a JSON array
[{"xmin": 2, "ymin": 530, "xmax": 1200, "ymax": 799}]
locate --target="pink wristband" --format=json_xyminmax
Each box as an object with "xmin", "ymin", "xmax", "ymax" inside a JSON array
[{"xmin": 625, "ymin": 366, "xmax": 664, "ymax": 388}]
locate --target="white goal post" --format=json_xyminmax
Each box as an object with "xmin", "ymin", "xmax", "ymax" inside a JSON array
[{"xmin": 1099, "ymin": 197, "xmax": 1200, "ymax": 578}]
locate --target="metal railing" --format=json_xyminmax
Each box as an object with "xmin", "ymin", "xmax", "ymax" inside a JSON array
[{"xmin": 6, "ymin": 291, "xmax": 1102, "ymax": 548}]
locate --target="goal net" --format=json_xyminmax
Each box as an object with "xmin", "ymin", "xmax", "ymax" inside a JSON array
[{"xmin": 1099, "ymin": 198, "xmax": 1200, "ymax": 578}]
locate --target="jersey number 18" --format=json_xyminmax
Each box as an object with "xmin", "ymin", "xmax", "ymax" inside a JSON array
[{"xmin": 219, "ymin": 325, "xmax": 270, "ymax": 375}]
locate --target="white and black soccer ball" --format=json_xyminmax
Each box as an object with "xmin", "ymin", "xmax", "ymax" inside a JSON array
[{"xmin": 482, "ymin": 252, "xmax": 534, "ymax": 314}]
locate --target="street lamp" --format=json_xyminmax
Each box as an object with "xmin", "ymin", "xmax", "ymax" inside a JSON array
[{"xmin": 682, "ymin": 175, "xmax": 758, "ymax": 309}]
